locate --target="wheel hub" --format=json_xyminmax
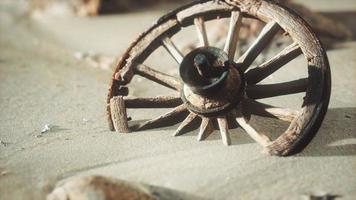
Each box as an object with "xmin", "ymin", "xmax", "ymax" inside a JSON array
[{"xmin": 180, "ymin": 47, "xmax": 245, "ymax": 117}]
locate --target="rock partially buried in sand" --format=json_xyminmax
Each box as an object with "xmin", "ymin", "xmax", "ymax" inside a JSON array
[{"xmin": 47, "ymin": 176, "xmax": 156, "ymax": 200}]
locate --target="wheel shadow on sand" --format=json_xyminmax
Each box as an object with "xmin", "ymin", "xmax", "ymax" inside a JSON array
[
  {"xmin": 244, "ymin": 107, "xmax": 356, "ymax": 157},
  {"xmin": 297, "ymin": 107, "xmax": 356, "ymax": 157},
  {"xmin": 248, "ymin": 107, "xmax": 356, "ymax": 157},
  {"xmin": 130, "ymin": 107, "xmax": 356, "ymax": 156}
]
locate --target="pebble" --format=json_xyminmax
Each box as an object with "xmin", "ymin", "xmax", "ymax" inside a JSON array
[
  {"xmin": 41, "ymin": 124, "xmax": 52, "ymax": 134},
  {"xmin": 1, "ymin": 171, "xmax": 9, "ymax": 176}
]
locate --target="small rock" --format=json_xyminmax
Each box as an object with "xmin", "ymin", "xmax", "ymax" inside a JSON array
[
  {"xmin": 344, "ymin": 114, "xmax": 352, "ymax": 119},
  {"xmin": 47, "ymin": 176, "xmax": 156, "ymax": 200},
  {"xmin": 82, "ymin": 118, "xmax": 92, "ymax": 124},
  {"xmin": 41, "ymin": 124, "xmax": 53, "ymax": 134},
  {"xmin": 1, "ymin": 171, "xmax": 9, "ymax": 176}
]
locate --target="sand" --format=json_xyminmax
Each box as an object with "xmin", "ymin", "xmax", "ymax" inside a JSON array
[{"xmin": 0, "ymin": 0, "xmax": 356, "ymax": 199}]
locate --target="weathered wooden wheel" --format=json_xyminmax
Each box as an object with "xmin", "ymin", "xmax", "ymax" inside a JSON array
[{"xmin": 107, "ymin": 0, "xmax": 331, "ymax": 156}]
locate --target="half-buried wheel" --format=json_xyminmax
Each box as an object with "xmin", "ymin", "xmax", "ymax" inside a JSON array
[{"xmin": 107, "ymin": 0, "xmax": 331, "ymax": 156}]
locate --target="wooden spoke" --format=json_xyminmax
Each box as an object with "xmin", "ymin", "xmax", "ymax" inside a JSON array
[
  {"xmin": 197, "ymin": 117, "xmax": 214, "ymax": 141},
  {"xmin": 134, "ymin": 63, "xmax": 181, "ymax": 91},
  {"xmin": 217, "ymin": 117, "xmax": 231, "ymax": 146},
  {"xmin": 194, "ymin": 17, "xmax": 209, "ymax": 47},
  {"xmin": 173, "ymin": 112, "xmax": 198, "ymax": 136},
  {"xmin": 235, "ymin": 109, "xmax": 271, "ymax": 147},
  {"xmin": 132, "ymin": 104, "xmax": 188, "ymax": 131},
  {"xmin": 224, "ymin": 11, "xmax": 243, "ymax": 60},
  {"xmin": 245, "ymin": 43, "xmax": 302, "ymax": 85},
  {"xmin": 246, "ymin": 78, "xmax": 308, "ymax": 99},
  {"xmin": 124, "ymin": 95, "xmax": 182, "ymax": 108},
  {"xmin": 162, "ymin": 36, "xmax": 184, "ymax": 64},
  {"xmin": 237, "ymin": 21, "xmax": 280, "ymax": 72},
  {"xmin": 243, "ymin": 99, "xmax": 299, "ymax": 122}
]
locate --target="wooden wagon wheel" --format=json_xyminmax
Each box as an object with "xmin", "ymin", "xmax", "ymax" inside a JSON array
[{"xmin": 107, "ymin": 0, "xmax": 331, "ymax": 156}]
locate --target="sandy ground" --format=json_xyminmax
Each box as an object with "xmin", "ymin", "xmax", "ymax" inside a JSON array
[{"xmin": 1, "ymin": 0, "xmax": 356, "ymax": 199}]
